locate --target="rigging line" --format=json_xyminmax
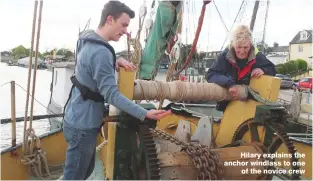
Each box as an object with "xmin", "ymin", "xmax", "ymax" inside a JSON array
[
  {"xmin": 237, "ymin": 0, "xmax": 247, "ymax": 23},
  {"xmin": 191, "ymin": 1, "xmax": 197, "ymax": 67},
  {"xmin": 252, "ymin": 0, "xmax": 267, "ymax": 44},
  {"xmin": 23, "ymin": 0, "xmax": 38, "ymax": 154},
  {"xmin": 192, "ymin": 1, "xmax": 196, "ymax": 36},
  {"xmin": 193, "ymin": 2, "xmax": 200, "ymax": 73},
  {"xmin": 83, "ymin": 18, "xmax": 91, "ymax": 31},
  {"xmin": 220, "ymin": 0, "xmax": 246, "ymax": 51},
  {"xmin": 28, "ymin": 0, "xmax": 43, "ymax": 130},
  {"xmin": 194, "ymin": 1, "xmax": 201, "ymax": 54},
  {"xmin": 186, "ymin": 1, "xmax": 189, "ymax": 45},
  {"xmin": 261, "ymin": 0, "xmax": 270, "ymax": 52},
  {"xmin": 173, "ymin": 0, "xmax": 210, "ymax": 77},
  {"xmin": 1, "ymin": 81, "xmax": 58, "ymax": 115},
  {"xmin": 15, "ymin": 83, "xmax": 57, "ymax": 114},
  {"xmin": 0, "ymin": 81, "xmax": 11, "ymax": 88},
  {"xmin": 14, "ymin": 82, "xmax": 58, "ymax": 114},
  {"xmin": 207, "ymin": 3, "xmax": 211, "ymax": 51},
  {"xmin": 226, "ymin": 0, "xmax": 230, "ymax": 21},
  {"xmin": 212, "ymin": 0, "xmax": 229, "ymax": 33},
  {"xmin": 191, "ymin": 1, "xmax": 198, "ymax": 65}
]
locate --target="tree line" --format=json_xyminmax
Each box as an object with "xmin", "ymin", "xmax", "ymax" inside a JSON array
[{"xmin": 9, "ymin": 45, "xmax": 74, "ymax": 60}]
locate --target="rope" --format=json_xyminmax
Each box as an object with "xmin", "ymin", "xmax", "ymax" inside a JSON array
[
  {"xmin": 130, "ymin": 3, "xmax": 147, "ymax": 79},
  {"xmin": 21, "ymin": 128, "xmax": 51, "ymax": 179},
  {"xmin": 175, "ymin": 80, "xmax": 187, "ymax": 102},
  {"xmin": 212, "ymin": 0, "xmax": 229, "ymax": 33},
  {"xmin": 173, "ymin": 0, "xmax": 211, "ymax": 77},
  {"xmin": 247, "ymin": 87, "xmax": 283, "ymax": 107},
  {"xmin": 0, "ymin": 78, "xmax": 63, "ymax": 180},
  {"xmin": 126, "ymin": 32, "xmax": 131, "ymax": 61},
  {"xmin": 1, "ymin": 114, "xmax": 64, "ymax": 124},
  {"xmin": 220, "ymin": 0, "xmax": 245, "ymax": 51},
  {"xmin": 96, "ymin": 140, "xmax": 108, "ymax": 152},
  {"xmin": 134, "ymin": 80, "xmax": 284, "ymax": 107},
  {"xmin": 15, "ymin": 82, "xmax": 58, "ymax": 114},
  {"xmin": 0, "ymin": 81, "xmax": 11, "ymax": 88},
  {"xmin": 23, "ymin": 0, "xmax": 38, "ymax": 155},
  {"xmin": 20, "ymin": 1, "xmax": 53, "ymax": 179},
  {"xmin": 21, "ymin": 130, "xmax": 107, "ymax": 180},
  {"xmin": 24, "ymin": 0, "xmax": 43, "ymax": 161},
  {"xmin": 1, "ymin": 81, "xmax": 58, "ymax": 114},
  {"xmin": 29, "ymin": 0, "xmax": 43, "ymax": 131},
  {"xmin": 158, "ymin": 7, "xmax": 183, "ymax": 109}
]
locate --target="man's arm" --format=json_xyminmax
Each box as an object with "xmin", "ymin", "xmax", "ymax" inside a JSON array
[
  {"xmin": 259, "ymin": 64, "xmax": 276, "ymax": 76},
  {"xmin": 206, "ymin": 55, "xmax": 236, "ymax": 88},
  {"xmin": 90, "ymin": 49, "xmax": 148, "ymax": 121},
  {"xmin": 255, "ymin": 53, "xmax": 276, "ymax": 76}
]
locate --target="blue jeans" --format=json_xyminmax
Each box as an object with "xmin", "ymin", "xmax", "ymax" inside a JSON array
[{"xmin": 62, "ymin": 122, "xmax": 100, "ymax": 180}]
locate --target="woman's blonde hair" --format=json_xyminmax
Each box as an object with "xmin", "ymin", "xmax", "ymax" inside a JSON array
[{"xmin": 230, "ymin": 25, "xmax": 252, "ymax": 46}]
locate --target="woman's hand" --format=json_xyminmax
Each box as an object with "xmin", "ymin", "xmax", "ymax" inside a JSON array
[
  {"xmin": 251, "ymin": 68, "xmax": 264, "ymax": 78},
  {"xmin": 229, "ymin": 86, "xmax": 240, "ymax": 100}
]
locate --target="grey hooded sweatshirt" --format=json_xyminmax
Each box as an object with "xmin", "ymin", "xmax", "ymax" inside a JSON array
[{"xmin": 64, "ymin": 30, "xmax": 148, "ymax": 129}]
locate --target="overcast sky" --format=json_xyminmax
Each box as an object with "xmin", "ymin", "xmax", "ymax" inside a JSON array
[{"xmin": 0, "ymin": 0, "xmax": 312, "ymax": 53}]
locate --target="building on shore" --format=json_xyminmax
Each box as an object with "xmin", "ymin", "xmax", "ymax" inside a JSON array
[
  {"xmin": 289, "ymin": 30, "xmax": 312, "ymax": 68},
  {"xmin": 17, "ymin": 57, "xmax": 45, "ymax": 68}
]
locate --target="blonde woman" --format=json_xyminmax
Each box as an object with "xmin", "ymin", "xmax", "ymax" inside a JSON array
[{"xmin": 206, "ymin": 25, "xmax": 276, "ymax": 112}]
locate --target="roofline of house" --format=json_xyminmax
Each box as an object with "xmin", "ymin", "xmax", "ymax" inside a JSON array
[{"xmin": 289, "ymin": 42, "xmax": 313, "ymax": 45}]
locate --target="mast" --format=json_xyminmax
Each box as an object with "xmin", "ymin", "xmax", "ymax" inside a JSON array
[{"xmin": 249, "ymin": 0, "xmax": 260, "ymax": 32}]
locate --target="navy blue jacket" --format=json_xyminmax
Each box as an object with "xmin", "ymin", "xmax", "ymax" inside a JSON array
[{"xmin": 206, "ymin": 46, "xmax": 276, "ymax": 111}]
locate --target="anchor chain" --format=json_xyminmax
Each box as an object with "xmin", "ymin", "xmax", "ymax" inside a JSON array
[{"xmin": 150, "ymin": 128, "xmax": 225, "ymax": 180}]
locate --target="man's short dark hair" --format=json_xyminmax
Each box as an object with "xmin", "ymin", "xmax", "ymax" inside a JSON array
[{"xmin": 98, "ymin": 1, "xmax": 135, "ymax": 28}]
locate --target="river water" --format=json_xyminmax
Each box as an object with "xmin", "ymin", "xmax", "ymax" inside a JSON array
[{"xmin": 0, "ymin": 62, "xmax": 52, "ymax": 151}]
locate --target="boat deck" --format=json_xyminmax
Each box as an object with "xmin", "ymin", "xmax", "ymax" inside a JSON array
[{"xmin": 30, "ymin": 152, "xmax": 105, "ymax": 180}]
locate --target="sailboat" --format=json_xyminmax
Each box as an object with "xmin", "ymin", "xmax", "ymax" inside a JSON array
[{"xmin": 1, "ymin": 0, "xmax": 312, "ymax": 180}]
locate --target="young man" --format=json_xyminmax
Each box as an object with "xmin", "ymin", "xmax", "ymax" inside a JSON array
[{"xmin": 62, "ymin": 1, "xmax": 171, "ymax": 180}]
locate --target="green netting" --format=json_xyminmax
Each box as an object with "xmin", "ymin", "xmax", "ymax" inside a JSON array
[{"xmin": 139, "ymin": 1, "xmax": 181, "ymax": 79}]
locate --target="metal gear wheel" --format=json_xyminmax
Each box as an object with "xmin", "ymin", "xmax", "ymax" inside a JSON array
[
  {"xmin": 135, "ymin": 125, "xmax": 161, "ymax": 180},
  {"xmin": 232, "ymin": 118, "xmax": 301, "ymax": 180}
]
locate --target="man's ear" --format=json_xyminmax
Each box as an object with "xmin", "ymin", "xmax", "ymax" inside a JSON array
[{"xmin": 106, "ymin": 15, "xmax": 114, "ymax": 25}]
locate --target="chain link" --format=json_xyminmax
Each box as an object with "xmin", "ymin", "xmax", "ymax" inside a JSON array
[{"xmin": 150, "ymin": 128, "xmax": 225, "ymax": 180}]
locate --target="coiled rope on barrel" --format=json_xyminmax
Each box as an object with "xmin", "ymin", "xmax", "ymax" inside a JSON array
[
  {"xmin": 134, "ymin": 80, "xmax": 235, "ymax": 102},
  {"xmin": 134, "ymin": 80, "xmax": 283, "ymax": 106}
]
